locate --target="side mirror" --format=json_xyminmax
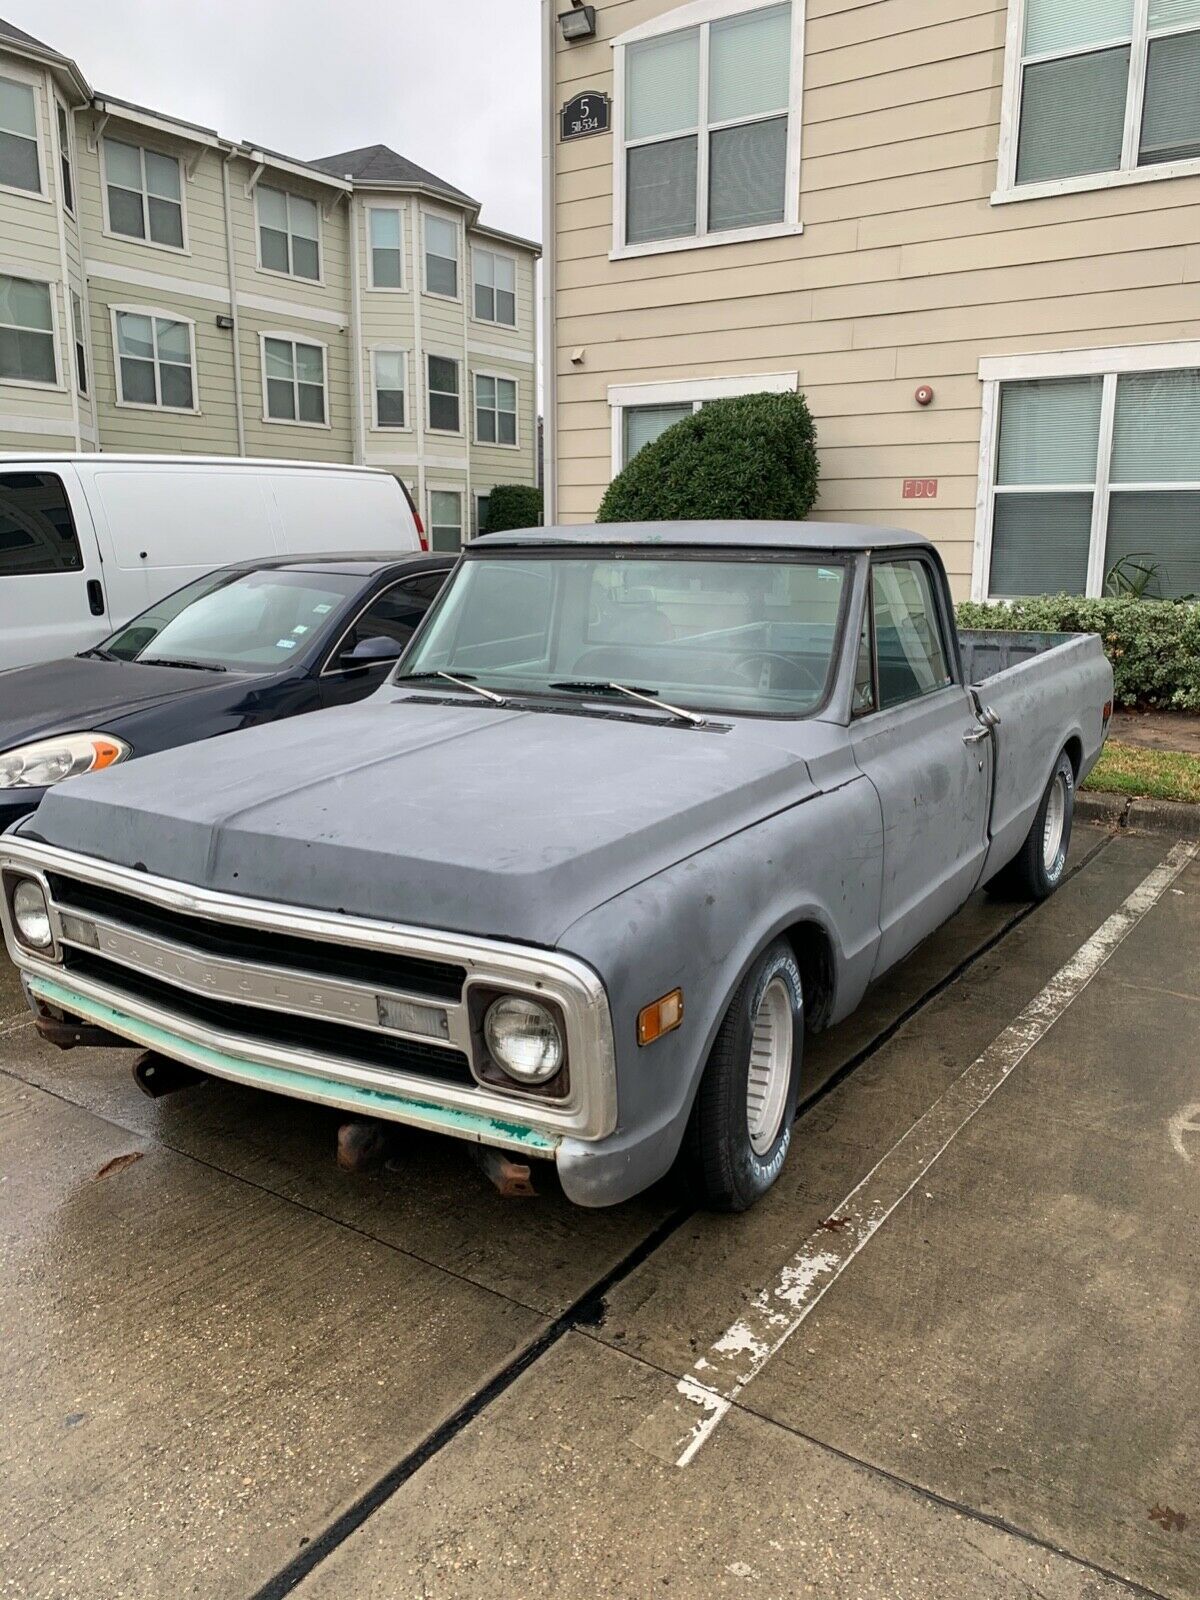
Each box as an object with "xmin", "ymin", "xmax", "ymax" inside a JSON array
[{"xmin": 343, "ymin": 634, "xmax": 402, "ymax": 666}]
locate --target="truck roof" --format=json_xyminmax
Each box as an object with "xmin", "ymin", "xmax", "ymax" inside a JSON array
[{"xmin": 475, "ymin": 521, "xmax": 933, "ymax": 552}]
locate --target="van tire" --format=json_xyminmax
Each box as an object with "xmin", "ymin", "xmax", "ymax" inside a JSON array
[
  {"xmin": 986, "ymin": 750, "xmax": 1075, "ymax": 903},
  {"xmin": 684, "ymin": 939, "xmax": 803, "ymax": 1212}
]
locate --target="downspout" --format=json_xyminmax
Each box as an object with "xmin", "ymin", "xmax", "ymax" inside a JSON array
[
  {"xmin": 47, "ymin": 74, "xmax": 81, "ymax": 450},
  {"xmin": 412, "ymin": 204, "xmax": 427, "ymax": 520},
  {"xmin": 540, "ymin": 0, "xmax": 558, "ymax": 523},
  {"xmin": 347, "ymin": 191, "xmax": 366, "ymax": 464},
  {"xmin": 221, "ymin": 149, "xmax": 247, "ymax": 456}
]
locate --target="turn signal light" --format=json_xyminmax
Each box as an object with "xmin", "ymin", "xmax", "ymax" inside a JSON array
[
  {"xmin": 91, "ymin": 739, "xmax": 126, "ymax": 771},
  {"xmin": 637, "ymin": 988, "xmax": 683, "ymax": 1047}
]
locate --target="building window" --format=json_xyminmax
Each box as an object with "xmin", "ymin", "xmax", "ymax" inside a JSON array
[
  {"xmin": 104, "ymin": 138, "xmax": 185, "ymax": 248},
  {"xmin": 56, "ymin": 104, "xmax": 74, "ymax": 213},
  {"xmin": 475, "ymin": 491, "xmax": 491, "ymax": 535},
  {"xmin": 427, "ymin": 354, "xmax": 461, "ymax": 433},
  {"xmin": 614, "ymin": 1, "xmax": 799, "ymax": 254},
  {"xmin": 71, "ymin": 289, "xmax": 87, "ymax": 397},
  {"xmin": 1001, "ymin": 0, "xmax": 1200, "ymax": 195},
  {"xmin": 258, "ymin": 186, "xmax": 320, "ymax": 280},
  {"xmin": 0, "ymin": 274, "xmax": 57, "ymax": 385},
  {"xmin": 424, "ymin": 214, "xmax": 459, "ymax": 298},
  {"xmin": 263, "ymin": 335, "xmax": 326, "ymax": 424},
  {"xmin": 372, "ymin": 349, "xmax": 407, "ymax": 429},
  {"xmin": 0, "ymin": 75, "xmax": 40, "ymax": 194},
  {"xmin": 114, "ymin": 309, "xmax": 196, "ymax": 410},
  {"xmin": 609, "ymin": 372, "xmax": 800, "ymax": 470},
  {"xmin": 623, "ymin": 403, "xmax": 694, "ymax": 466},
  {"xmin": 978, "ymin": 349, "xmax": 1200, "ymax": 601},
  {"xmin": 475, "ymin": 373, "xmax": 518, "ymax": 446},
  {"xmin": 472, "ymin": 247, "xmax": 516, "ymax": 326},
  {"xmin": 429, "ymin": 489, "xmax": 463, "ymax": 552},
  {"xmin": 368, "ymin": 206, "xmax": 404, "ymax": 288}
]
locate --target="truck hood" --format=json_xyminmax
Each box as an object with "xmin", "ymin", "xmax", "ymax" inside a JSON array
[{"xmin": 26, "ymin": 696, "xmax": 819, "ymax": 946}]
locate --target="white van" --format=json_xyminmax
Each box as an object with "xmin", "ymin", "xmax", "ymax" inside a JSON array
[{"xmin": 0, "ymin": 454, "xmax": 424, "ymax": 671}]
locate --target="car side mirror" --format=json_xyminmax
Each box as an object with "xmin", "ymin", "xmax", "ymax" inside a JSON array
[{"xmin": 343, "ymin": 635, "xmax": 402, "ymax": 666}]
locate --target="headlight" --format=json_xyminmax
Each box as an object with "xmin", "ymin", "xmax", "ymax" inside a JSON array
[
  {"xmin": 0, "ymin": 734, "xmax": 130, "ymax": 790},
  {"xmin": 483, "ymin": 995, "xmax": 564, "ymax": 1083},
  {"xmin": 11, "ymin": 878, "xmax": 53, "ymax": 950}
]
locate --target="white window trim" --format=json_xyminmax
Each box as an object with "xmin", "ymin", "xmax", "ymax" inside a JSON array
[
  {"xmin": 0, "ymin": 264, "xmax": 62, "ymax": 389},
  {"xmin": 369, "ymin": 345, "xmax": 411, "ymax": 432},
  {"xmin": 366, "ymin": 203, "xmax": 407, "ymax": 292},
  {"xmin": 254, "ymin": 183, "xmax": 324, "ymax": 285},
  {"xmin": 610, "ymin": 0, "xmax": 806, "ymax": 262},
  {"xmin": 421, "ymin": 208, "xmax": 461, "ymax": 302},
  {"xmin": 472, "ymin": 368, "xmax": 521, "ymax": 450},
  {"xmin": 100, "ymin": 135, "xmax": 191, "ymax": 256},
  {"xmin": 427, "ymin": 482, "xmax": 465, "ymax": 550},
  {"xmin": 70, "ymin": 288, "xmax": 88, "ymax": 398},
  {"xmin": 0, "ymin": 63, "xmax": 48, "ymax": 204},
  {"xmin": 258, "ymin": 329, "xmax": 331, "ymax": 429},
  {"xmin": 426, "ymin": 350, "xmax": 463, "ymax": 436},
  {"xmin": 109, "ymin": 303, "xmax": 200, "ymax": 413},
  {"xmin": 55, "ymin": 98, "xmax": 75, "ymax": 216},
  {"xmin": 469, "ymin": 243, "xmax": 519, "ymax": 331},
  {"xmin": 971, "ymin": 340, "xmax": 1200, "ymax": 602},
  {"xmin": 607, "ymin": 369, "xmax": 798, "ymax": 472},
  {"xmin": 993, "ymin": 0, "xmax": 1200, "ymax": 205}
]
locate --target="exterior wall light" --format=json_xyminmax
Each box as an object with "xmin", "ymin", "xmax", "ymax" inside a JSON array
[{"xmin": 559, "ymin": 5, "xmax": 597, "ymax": 41}]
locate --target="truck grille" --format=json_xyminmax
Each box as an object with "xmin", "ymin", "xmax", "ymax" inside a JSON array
[{"xmin": 47, "ymin": 873, "xmax": 467, "ymax": 1002}]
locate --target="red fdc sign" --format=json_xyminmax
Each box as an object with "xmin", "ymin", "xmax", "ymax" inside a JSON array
[{"xmin": 903, "ymin": 478, "xmax": 938, "ymax": 499}]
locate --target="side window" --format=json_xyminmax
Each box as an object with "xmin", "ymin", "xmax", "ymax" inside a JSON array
[
  {"xmin": 851, "ymin": 604, "xmax": 875, "ymax": 716},
  {"xmin": 0, "ymin": 472, "xmax": 83, "ymax": 577},
  {"xmin": 330, "ymin": 577, "xmax": 441, "ymax": 667},
  {"xmin": 871, "ymin": 559, "xmax": 953, "ymax": 710}
]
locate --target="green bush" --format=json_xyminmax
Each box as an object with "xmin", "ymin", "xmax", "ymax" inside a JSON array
[
  {"xmin": 956, "ymin": 595, "xmax": 1200, "ymax": 711},
  {"xmin": 484, "ymin": 484, "xmax": 543, "ymax": 533},
  {"xmin": 597, "ymin": 391, "xmax": 820, "ymax": 524}
]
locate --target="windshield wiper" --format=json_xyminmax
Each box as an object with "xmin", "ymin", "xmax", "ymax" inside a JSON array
[
  {"xmin": 399, "ymin": 669, "xmax": 507, "ymax": 706},
  {"xmin": 77, "ymin": 646, "xmax": 117, "ymax": 661},
  {"xmin": 549, "ymin": 680, "xmax": 706, "ymax": 728},
  {"xmin": 138, "ymin": 656, "xmax": 228, "ymax": 673}
]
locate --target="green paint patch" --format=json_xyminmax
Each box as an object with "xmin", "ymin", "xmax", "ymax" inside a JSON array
[{"xmin": 29, "ymin": 976, "xmax": 558, "ymax": 1155}]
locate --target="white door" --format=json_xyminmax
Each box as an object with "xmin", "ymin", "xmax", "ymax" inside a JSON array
[{"xmin": 0, "ymin": 466, "xmax": 107, "ymax": 670}]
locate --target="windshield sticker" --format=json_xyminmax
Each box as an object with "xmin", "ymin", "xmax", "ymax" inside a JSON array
[
  {"xmin": 313, "ymin": 604, "xmax": 332, "ymax": 614},
  {"xmin": 292, "ymin": 624, "xmax": 308, "ymax": 634},
  {"xmin": 275, "ymin": 638, "xmax": 297, "ymax": 650}
]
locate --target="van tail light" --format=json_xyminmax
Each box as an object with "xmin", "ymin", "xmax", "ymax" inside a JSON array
[{"xmin": 414, "ymin": 509, "xmax": 427, "ymax": 551}]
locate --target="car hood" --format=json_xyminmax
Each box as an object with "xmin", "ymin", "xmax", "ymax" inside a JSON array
[
  {"xmin": 0, "ymin": 657, "xmax": 237, "ymax": 751},
  {"xmin": 26, "ymin": 695, "xmax": 820, "ymax": 946}
]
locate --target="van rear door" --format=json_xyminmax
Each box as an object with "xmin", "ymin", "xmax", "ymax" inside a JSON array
[{"xmin": 0, "ymin": 466, "xmax": 107, "ymax": 671}]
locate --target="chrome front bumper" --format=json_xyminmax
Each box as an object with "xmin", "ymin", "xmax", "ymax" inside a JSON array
[{"xmin": 0, "ymin": 837, "xmax": 618, "ymax": 1152}]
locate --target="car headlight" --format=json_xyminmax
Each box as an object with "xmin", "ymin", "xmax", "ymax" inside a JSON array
[
  {"xmin": 10, "ymin": 878, "xmax": 53, "ymax": 950},
  {"xmin": 483, "ymin": 995, "xmax": 565, "ymax": 1084},
  {"xmin": 0, "ymin": 734, "xmax": 130, "ymax": 790}
]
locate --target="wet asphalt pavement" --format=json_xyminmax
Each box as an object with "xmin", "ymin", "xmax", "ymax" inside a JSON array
[{"xmin": 1, "ymin": 821, "xmax": 1196, "ymax": 1599}]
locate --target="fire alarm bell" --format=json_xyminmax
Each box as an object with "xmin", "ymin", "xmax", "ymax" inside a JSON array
[{"xmin": 915, "ymin": 385, "xmax": 934, "ymax": 407}]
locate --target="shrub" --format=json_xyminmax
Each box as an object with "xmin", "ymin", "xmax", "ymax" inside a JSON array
[
  {"xmin": 596, "ymin": 391, "xmax": 820, "ymax": 524},
  {"xmin": 485, "ymin": 484, "xmax": 543, "ymax": 533},
  {"xmin": 956, "ymin": 595, "xmax": 1200, "ymax": 711}
]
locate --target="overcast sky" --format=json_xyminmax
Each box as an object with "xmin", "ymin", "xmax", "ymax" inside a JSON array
[{"xmin": 11, "ymin": 0, "xmax": 542, "ymax": 242}]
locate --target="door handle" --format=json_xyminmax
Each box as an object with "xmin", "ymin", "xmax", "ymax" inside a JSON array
[
  {"xmin": 963, "ymin": 725, "xmax": 991, "ymax": 745},
  {"xmin": 86, "ymin": 578, "xmax": 106, "ymax": 616}
]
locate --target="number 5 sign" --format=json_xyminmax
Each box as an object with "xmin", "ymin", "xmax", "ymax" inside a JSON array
[{"xmin": 561, "ymin": 91, "xmax": 610, "ymax": 141}]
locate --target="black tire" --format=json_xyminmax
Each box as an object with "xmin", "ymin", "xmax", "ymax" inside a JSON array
[
  {"xmin": 684, "ymin": 938, "xmax": 804, "ymax": 1212},
  {"xmin": 986, "ymin": 750, "xmax": 1075, "ymax": 903}
]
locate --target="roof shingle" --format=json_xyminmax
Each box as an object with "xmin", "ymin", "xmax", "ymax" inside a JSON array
[{"xmin": 309, "ymin": 143, "xmax": 476, "ymax": 206}]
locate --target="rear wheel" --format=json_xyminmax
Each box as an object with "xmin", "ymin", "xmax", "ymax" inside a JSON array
[
  {"xmin": 987, "ymin": 750, "xmax": 1075, "ymax": 902},
  {"xmin": 684, "ymin": 939, "xmax": 803, "ymax": 1212}
]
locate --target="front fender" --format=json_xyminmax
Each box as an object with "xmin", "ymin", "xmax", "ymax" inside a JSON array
[{"xmin": 555, "ymin": 774, "xmax": 884, "ymax": 1199}]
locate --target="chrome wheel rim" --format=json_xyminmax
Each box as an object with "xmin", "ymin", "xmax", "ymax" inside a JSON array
[
  {"xmin": 1043, "ymin": 773, "xmax": 1067, "ymax": 873},
  {"xmin": 746, "ymin": 976, "xmax": 793, "ymax": 1156}
]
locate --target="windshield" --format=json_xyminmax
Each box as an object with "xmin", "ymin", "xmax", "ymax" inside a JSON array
[
  {"xmin": 100, "ymin": 568, "xmax": 360, "ymax": 671},
  {"xmin": 395, "ymin": 551, "xmax": 848, "ymax": 716}
]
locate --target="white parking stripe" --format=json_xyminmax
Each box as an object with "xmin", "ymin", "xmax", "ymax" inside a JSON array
[
  {"xmin": 0, "ymin": 1012, "xmax": 32, "ymax": 1036},
  {"xmin": 633, "ymin": 840, "xmax": 1197, "ymax": 1469}
]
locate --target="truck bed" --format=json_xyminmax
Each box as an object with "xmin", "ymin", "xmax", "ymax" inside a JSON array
[{"xmin": 959, "ymin": 628, "xmax": 1080, "ymax": 685}]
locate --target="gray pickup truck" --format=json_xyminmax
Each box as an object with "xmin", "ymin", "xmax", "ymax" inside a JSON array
[{"xmin": 1, "ymin": 523, "xmax": 1113, "ymax": 1211}]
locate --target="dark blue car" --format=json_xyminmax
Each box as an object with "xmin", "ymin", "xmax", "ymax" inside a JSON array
[{"xmin": 0, "ymin": 551, "xmax": 453, "ymax": 828}]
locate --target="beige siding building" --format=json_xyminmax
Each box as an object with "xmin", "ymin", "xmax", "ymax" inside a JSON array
[
  {"xmin": 541, "ymin": 0, "xmax": 1200, "ymax": 600},
  {"xmin": 0, "ymin": 17, "xmax": 539, "ymax": 549}
]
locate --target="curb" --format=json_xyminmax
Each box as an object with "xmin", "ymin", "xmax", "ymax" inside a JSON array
[{"xmin": 1077, "ymin": 790, "xmax": 1200, "ymax": 839}]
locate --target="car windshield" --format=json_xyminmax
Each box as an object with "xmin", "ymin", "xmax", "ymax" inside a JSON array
[
  {"xmin": 394, "ymin": 550, "xmax": 848, "ymax": 716},
  {"xmin": 100, "ymin": 568, "xmax": 360, "ymax": 671}
]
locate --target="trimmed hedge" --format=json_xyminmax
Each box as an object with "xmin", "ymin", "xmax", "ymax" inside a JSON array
[
  {"xmin": 597, "ymin": 390, "xmax": 820, "ymax": 524},
  {"xmin": 957, "ymin": 595, "xmax": 1200, "ymax": 711},
  {"xmin": 485, "ymin": 484, "xmax": 543, "ymax": 533}
]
